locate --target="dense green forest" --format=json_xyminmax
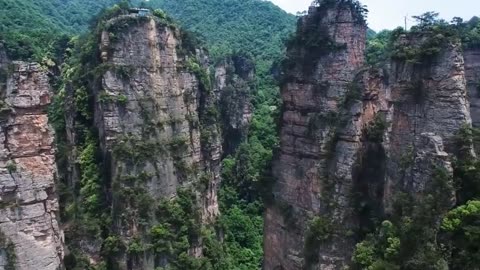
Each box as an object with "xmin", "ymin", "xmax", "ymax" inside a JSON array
[
  {"xmin": 0, "ymin": 0, "xmax": 296, "ymax": 63},
  {"xmin": 134, "ymin": 0, "xmax": 296, "ymax": 61},
  {"xmin": 0, "ymin": 0, "xmax": 119, "ymax": 59}
]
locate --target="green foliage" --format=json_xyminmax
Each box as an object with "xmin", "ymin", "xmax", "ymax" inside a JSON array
[
  {"xmin": 457, "ymin": 17, "xmax": 480, "ymax": 49},
  {"xmin": 78, "ymin": 134, "xmax": 103, "ymax": 217},
  {"xmin": 113, "ymin": 135, "xmax": 166, "ymax": 163},
  {"xmin": 439, "ymin": 127, "xmax": 480, "ymax": 269},
  {"xmin": 281, "ymin": 0, "xmax": 367, "ymax": 77},
  {"xmin": 453, "ymin": 126, "xmax": 480, "ymax": 204},
  {"xmin": 99, "ymin": 92, "xmax": 128, "ymax": 105},
  {"xmin": 0, "ymin": 0, "xmax": 117, "ymax": 60},
  {"xmin": 136, "ymin": 0, "xmax": 296, "ymax": 61},
  {"xmin": 127, "ymin": 238, "xmax": 145, "ymax": 255},
  {"xmin": 353, "ymin": 166, "xmax": 455, "ymax": 270},
  {"xmin": 366, "ymin": 30, "xmax": 392, "ymax": 66},
  {"xmin": 283, "ymin": 23, "xmax": 341, "ymax": 75},
  {"xmin": 352, "ymin": 221, "xmax": 401, "ymax": 270},
  {"xmin": 102, "ymin": 235, "xmax": 124, "ymax": 256},
  {"xmin": 441, "ymin": 200, "xmax": 480, "ymax": 269},
  {"xmin": 215, "ymin": 58, "xmax": 280, "ymax": 267},
  {"xmin": 74, "ymin": 87, "xmax": 91, "ymax": 120},
  {"xmin": 412, "ymin": 11, "xmax": 441, "ymax": 29},
  {"xmin": 442, "ymin": 200, "xmax": 480, "ymax": 231},
  {"xmin": 185, "ymin": 58, "xmax": 212, "ymax": 95},
  {"xmin": 5, "ymin": 161, "xmax": 17, "ymax": 174},
  {"xmin": 365, "ymin": 114, "xmax": 387, "ymax": 142},
  {"xmin": 150, "ymin": 188, "xmax": 205, "ymax": 269},
  {"xmin": 367, "ymin": 12, "xmax": 480, "ymax": 68},
  {"xmin": 344, "ymin": 81, "xmax": 363, "ymax": 107},
  {"xmin": 390, "ymin": 13, "xmax": 459, "ymax": 65},
  {"xmin": 48, "ymin": 86, "xmax": 67, "ymax": 131},
  {"xmin": 304, "ymin": 216, "xmax": 333, "ymax": 266}
]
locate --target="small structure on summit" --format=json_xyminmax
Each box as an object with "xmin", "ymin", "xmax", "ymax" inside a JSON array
[{"xmin": 129, "ymin": 8, "xmax": 151, "ymax": 17}]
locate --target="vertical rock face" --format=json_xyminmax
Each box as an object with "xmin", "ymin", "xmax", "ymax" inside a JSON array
[
  {"xmin": 384, "ymin": 42, "xmax": 468, "ymax": 212},
  {"xmin": 214, "ymin": 55, "xmax": 254, "ymax": 155},
  {"xmin": 264, "ymin": 2, "xmax": 470, "ymax": 270},
  {"xmin": 95, "ymin": 15, "xmax": 222, "ymax": 268},
  {"xmin": 464, "ymin": 48, "xmax": 480, "ymax": 127},
  {"xmin": 264, "ymin": 2, "xmax": 367, "ymax": 269},
  {"xmin": 0, "ymin": 61, "xmax": 63, "ymax": 270}
]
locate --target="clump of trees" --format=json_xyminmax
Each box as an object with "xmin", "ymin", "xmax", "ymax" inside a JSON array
[{"xmin": 367, "ymin": 12, "xmax": 480, "ymax": 67}]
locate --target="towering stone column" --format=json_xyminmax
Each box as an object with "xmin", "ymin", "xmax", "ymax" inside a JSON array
[
  {"xmin": 264, "ymin": 1, "xmax": 471, "ymax": 269},
  {"xmin": 263, "ymin": 1, "xmax": 367, "ymax": 269},
  {"xmin": 0, "ymin": 61, "xmax": 64, "ymax": 270}
]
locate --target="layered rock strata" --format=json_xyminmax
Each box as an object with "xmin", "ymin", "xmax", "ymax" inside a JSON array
[
  {"xmin": 264, "ymin": 2, "xmax": 470, "ymax": 269},
  {"xmin": 94, "ymin": 14, "xmax": 222, "ymax": 269},
  {"xmin": 0, "ymin": 60, "xmax": 63, "ymax": 270}
]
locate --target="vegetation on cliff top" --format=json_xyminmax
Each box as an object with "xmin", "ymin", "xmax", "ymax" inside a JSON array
[
  {"xmin": 367, "ymin": 12, "xmax": 480, "ymax": 66},
  {"xmin": 134, "ymin": 0, "xmax": 296, "ymax": 61},
  {"xmin": 1, "ymin": 0, "xmax": 296, "ymax": 64}
]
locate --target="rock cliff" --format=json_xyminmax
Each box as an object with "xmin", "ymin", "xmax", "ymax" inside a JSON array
[
  {"xmin": 214, "ymin": 55, "xmax": 254, "ymax": 155},
  {"xmin": 464, "ymin": 48, "xmax": 480, "ymax": 128},
  {"xmin": 0, "ymin": 58, "xmax": 63, "ymax": 270},
  {"xmin": 98, "ymin": 14, "xmax": 221, "ymax": 220},
  {"xmin": 264, "ymin": 1, "xmax": 471, "ymax": 269},
  {"xmin": 57, "ymin": 11, "xmax": 250, "ymax": 269},
  {"xmin": 264, "ymin": 1, "xmax": 367, "ymax": 268}
]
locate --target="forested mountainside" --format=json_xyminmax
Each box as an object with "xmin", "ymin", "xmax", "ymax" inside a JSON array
[
  {"xmin": 0, "ymin": 0, "xmax": 118, "ymax": 59},
  {"xmin": 133, "ymin": 0, "xmax": 296, "ymax": 61},
  {"xmin": 1, "ymin": 0, "xmax": 480, "ymax": 269},
  {"xmin": 0, "ymin": 0, "xmax": 295, "ymax": 62}
]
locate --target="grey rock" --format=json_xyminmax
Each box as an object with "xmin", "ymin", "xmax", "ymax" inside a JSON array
[{"xmin": 0, "ymin": 61, "xmax": 63, "ymax": 270}]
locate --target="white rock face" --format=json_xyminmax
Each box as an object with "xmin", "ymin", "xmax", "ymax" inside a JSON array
[{"xmin": 0, "ymin": 62, "xmax": 63, "ymax": 270}]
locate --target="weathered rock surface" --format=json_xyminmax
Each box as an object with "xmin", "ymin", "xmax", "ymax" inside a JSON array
[
  {"xmin": 383, "ymin": 42, "xmax": 468, "ymax": 212},
  {"xmin": 95, "ymin": 15, "xmax": 222, "ymax": 269},
  {"xmin": 214, "ymin": 55, "xmax": 254, "ymax": 155},
  {"xmin": 264, "ymin": 2, "xmax": 367, "ymax": 269},
  {"xmin": 0, "ymin": 61, "xmax": 63, "ymax": 270},
  {"xmin": 464, "ymin": 48, "xmax": 480, "ymax": 128},
  {"xmin": 264, "ymin": 3, "xmax": 469, "ymax": 270}
]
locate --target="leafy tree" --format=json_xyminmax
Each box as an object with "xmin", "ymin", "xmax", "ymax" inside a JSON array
[
  {"xmin": 412, "ymin": 11, "xmax": 441, "ymax": 28},
  {"xmin": 442, "ymin": 201, "xmax": 480, "ymax": 269},
  {"xmin": 366, "ymin": 30, "xmax": 392, "ymax": 66}
]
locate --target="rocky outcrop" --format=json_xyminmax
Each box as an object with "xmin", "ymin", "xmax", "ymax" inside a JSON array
[
  {"xmin": 264, "ymin": 2, "xmax": 470, "ymax": 269},
  {"xmin": 214, "ymin": 55, "xmax": 254, "ymax": 155},
  {"xmin": 0, "ymin": 61, "xmax": 63, "ymax": 270},
  {"xmin": 464, "ymin": 48, "xmax": 480, "ymax": 127},
  {"xmin": 94, "ymin": 14, "xmax": 222, "ymax": 269},
  {"xmin": 383, "ymin": 41, "xmax": 468, "ymax": 211},
  {"xmin": 264, "ymin": 2, "xmax": 367, "ymax": 269}
]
